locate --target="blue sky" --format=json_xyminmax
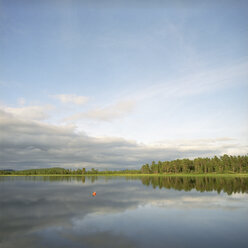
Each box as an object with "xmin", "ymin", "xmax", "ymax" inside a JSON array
[{"xmin": 0, "ymin": 0, "xmax": 247, "ymax": 169}]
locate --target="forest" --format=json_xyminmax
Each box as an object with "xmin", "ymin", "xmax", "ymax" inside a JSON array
[
  {"xmin": 141, "ymin": 154, "xmax": 248, "ymax": 174},
  {"xmin": 0, "ymin": 154, "xmax": 247, "ymax": 175}
]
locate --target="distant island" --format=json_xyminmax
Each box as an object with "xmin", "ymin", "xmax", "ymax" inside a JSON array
[{"xmin": 1, "ymin": 154, "xmax": 247, "ymax": 176}]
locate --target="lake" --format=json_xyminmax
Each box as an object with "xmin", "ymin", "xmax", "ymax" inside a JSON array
[{"xmin": 1, "ymin": 176, "xmax": 248, "ymax": 248}]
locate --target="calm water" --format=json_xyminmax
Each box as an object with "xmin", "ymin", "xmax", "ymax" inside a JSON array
[{"xmin": 0, "ymin": 176, "xmax": 248, "ymax": 248}]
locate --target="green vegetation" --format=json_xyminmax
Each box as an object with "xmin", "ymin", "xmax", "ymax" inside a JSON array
[
  {"xmin": 0, "ymin": 154, "xmax": 247, "ymax": 176},
  {"xmin": 0, "ymin": 167, "xmax": 141, "ymax": 175},
  {"xmin": 141, "ymin": 154, "xmax": 248, "ymax": 174}
]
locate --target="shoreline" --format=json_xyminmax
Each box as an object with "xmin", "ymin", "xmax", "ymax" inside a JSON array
[{"xmin": 1, "ymin": 173, "xmax": 248, "ymax": 177}]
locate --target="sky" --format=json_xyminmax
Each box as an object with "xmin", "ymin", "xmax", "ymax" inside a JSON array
[{"xmin": 0, "ymin": 0, "xmax": 248, "ymax": 170}]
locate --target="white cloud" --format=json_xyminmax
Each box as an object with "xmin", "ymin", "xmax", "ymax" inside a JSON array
[
  {"xmin": 150, "ymin": 138, "xmax": 248, "ymax": 158},
  {"xmin": 0, "ymin": 105, "xmax": 54, "ymax": 121},
  {"xmin": 66, "ymin": 100, "xmax": 136, "ymax": 122},
  {"xmin": 0, "ymin": 108, "xmax": 246, "ymax": 170},
  {"xmin": 52, "ymin": 94, "xmax": 89, "ymax": 105},
  {"xmin": 18, "ymin": 98, "xmax": 26, "ymax": 105}
]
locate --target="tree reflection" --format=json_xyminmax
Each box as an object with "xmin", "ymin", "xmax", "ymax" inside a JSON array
[
  {"xmin": 1, "ymin": 175, "xmax": 247, "ymax": 195},
  {"xmin": 140, "ymin": 176, "xmax": 248, "ymax": 195}
]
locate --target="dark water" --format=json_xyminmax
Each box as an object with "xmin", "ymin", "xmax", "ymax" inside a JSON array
[{"xmin": 0, "ymin": 176, "xmax": 248, "ymax": 248}]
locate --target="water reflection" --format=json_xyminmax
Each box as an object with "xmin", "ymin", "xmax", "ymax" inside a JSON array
[
  {"xmin": 1, "ymin": 175, "xmax": 247, "ymax": 195},
  {"xmin": 140, "ymin": 176, "xmax": 248, "ymax": 195},
  {"xmin": 0, "ymin": 176, "xmax": 248, "ymax": 248}
]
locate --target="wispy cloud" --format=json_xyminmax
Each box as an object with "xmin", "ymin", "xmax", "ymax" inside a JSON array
[
  {"xmin": 17, "ymin": 97, "xmax": 26, "ymax": 105},
  {"xmin": 0, "ymin": 105, "xmax": 54, "ymax": 121},
  {"xmin": 135, "ymin": 60, "xmax": 248, "ymax": 101},
  {"xmin": 52, "ymin": 94, "xmax": 89, "ymax": 105},
  {"xmin": 66, "ymin": 100, "xmax": 136, "ymax": 122}
]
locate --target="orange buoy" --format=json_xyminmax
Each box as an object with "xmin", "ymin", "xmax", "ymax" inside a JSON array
[{"xmin": 92, "ymin": 192, "xmax": 96, "ymax": 196}]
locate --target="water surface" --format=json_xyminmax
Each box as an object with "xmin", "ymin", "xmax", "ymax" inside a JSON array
[{"xmin": 1, "ymin": 176, "xmax": 248, "ymax": 248}]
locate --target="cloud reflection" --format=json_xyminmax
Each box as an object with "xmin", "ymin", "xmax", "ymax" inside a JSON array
[{"xmin": 0, "ymin": 176, "xmax": 248, "ymax": 248}]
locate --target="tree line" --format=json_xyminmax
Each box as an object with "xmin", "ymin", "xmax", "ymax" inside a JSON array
[
  {"xmin": 0, "ymin": 167, "xmax": 140, "ymax": 175},
  {"xmin": 0, "ymin": 154, "xmax": 247, "ymax": 175},
  {"xmin": 141, "ymin": 154, "xmax": 248, "ymax": 174}
]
